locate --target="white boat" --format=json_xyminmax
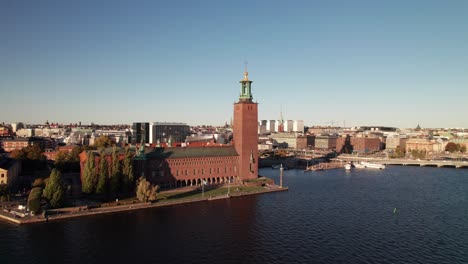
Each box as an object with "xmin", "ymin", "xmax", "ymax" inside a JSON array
[
  {"xmin": 357, "ymin": 161, "xmax": 385, "ymax": 169},
  {"xmin": 344, "ymin": 163, "xmax": 352, "ymax": 170}
]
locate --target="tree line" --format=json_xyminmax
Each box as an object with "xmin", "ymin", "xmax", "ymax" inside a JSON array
[{"xmin": 81, "ymin": 146, "xmax": 134, "ymax": 199}]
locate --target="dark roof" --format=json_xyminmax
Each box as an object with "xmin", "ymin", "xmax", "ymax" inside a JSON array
[
  {"xmin": 2, "ymin": 138, "xmax": 29, "ymax": 142},
  {"xmin": 0, "ymin": 158, "xmax": 17, "ymax": 170}
]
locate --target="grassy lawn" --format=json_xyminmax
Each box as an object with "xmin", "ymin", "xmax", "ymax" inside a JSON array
[{"xmin": 156, "ymin": 185, "xmax": 266, "ymax": 203}]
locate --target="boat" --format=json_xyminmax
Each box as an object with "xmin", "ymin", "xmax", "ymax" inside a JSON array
[
  {"xmin": 311, "ymin": 165, "xmax": 324, "ymax": 171},
  {"xmin": 356, "ymin": 161, "xmax": 385, "ymax": 170},
  {"xmin": 272, "ymin": 165, "xmax": 289, "ymax": 170},
  {"xmin": 344, "ymin": 163, "xmax": 352, "ymax": 170}
]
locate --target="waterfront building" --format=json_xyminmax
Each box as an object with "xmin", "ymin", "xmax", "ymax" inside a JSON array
[
  {"xmin": 336, "ymin": 136, "xmax": 381, "ymax": 154},
  {"xmin": 133, "ymin": 146, "xmax": 239, "ymax": 188},
  {"xmin": 233, "ymin": 70, "xmax": 258, "ymax": 180},
  {"xmin": 79, "ymin": 70, "xmax": 259, "ymax": 189},
  {"xmin": 405, "ymin": 138, "xmax": 447, "ymax": 154}
]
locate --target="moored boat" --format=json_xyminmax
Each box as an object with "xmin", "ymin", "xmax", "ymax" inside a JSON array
[{"xmin": 358, "ymin": 161, "xmax": 385, "ymax": 169}]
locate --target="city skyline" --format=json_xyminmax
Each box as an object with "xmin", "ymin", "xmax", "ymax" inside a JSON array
[{"xmin": 2, "ymin": 1, "xmax": 468, "ymax": 128}]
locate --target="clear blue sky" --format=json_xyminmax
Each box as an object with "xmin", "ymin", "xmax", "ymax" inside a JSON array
[{"xmin": 1, "ymin": 0, "xmax": 467, "ymax": 128}]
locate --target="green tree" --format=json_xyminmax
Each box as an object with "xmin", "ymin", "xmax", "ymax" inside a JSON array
[
  {"xmin": 10, "ymin": 148, "xmax": 27, "ymax": 160},
  {"xmin": 68, "ymin": 146, "xmax": 83, "ymax": 163},
  {"xmin": 0, "ymin": 185, "xmax": 11, "ymax": 202},
  {"xmin": 136, "ymin": 176, "xmax": 159, "ymax": 202},
  {"xmin": 82, "ymin": 151, "xmax": 97, "ymax": 194},
  {"xmin": 391, "ymin": 146, "xmax": 406, "ymax": 158},
  {"xmin": 27, "ymin": 187, "xmax": 43, "ymax": 214},
  {"xmin": 43, "ymin": 169, "xmax": 65, "ymax": 208},
  {"xmin": 121, "ymin": 147, "xmax": 134, "ymax": 194},
  {"xmin": 26, "ymin": 144, "xmax": 46, "ymax": 161},
  {"xmin": 410, "ymin": 149, "xmax": 426, "ymax": 159},
  {"xmin": 54, "ymin": 150, "xmax": 69, "ymax": 171},
  {"xmin": 109, "ymin": 147, "xmax": 121, "ymax": 198},
  {"xmin": 96, "ymin": 150, "xmax": 109, "ymax": 195},
  {"xmin": 445, "ymin": 142, "xmax": 460, "ymax": 153},
  {"xmin": 94, "ymin": 136, "xmax": 114, "ymax": 149},
  {"xmin": 461, "ymin": 145, "xmax": 467, "ymax": 153}
]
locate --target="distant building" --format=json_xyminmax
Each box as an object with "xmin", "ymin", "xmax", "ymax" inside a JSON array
[
  {"xmin": 16, "ymin": 128, "xmax": 34, "ymax": 137},
  {"xmin": 0, "ymin": 126, "xmax": 11, "ymax": 137},
  {"xmin": 386, "ymin": 135, "xmax": 408, "ymax": 150},
  {"xmin": 2, "ymin": 137, "xmax": 55, "ymax": 152},
  {"xmin": 11, "ymin": 122, "xmax": 24, "ymax": 133},
  {"xmin": 270, "ymin": 132, "xmax": 308, "ymax": 149},
  {"xmin": 150, "ymin": 122, "xmax": 190, "ymax": 144},
  {"xmin": 336, "ymin": 136, "xmax": 381, "ymax": 154},
  {"xmin": 0, "ymin": 158, "xmax": 21, "ymax": 187},
  {"xmin": 293, "ymin": 120, "xmax": 305, "ymax": 133},
  {"xmin": 405, "ymin": 138, "xmax": 447, "ymax": 153},
  {"xmin": 260, "ymin": 120, "xmax": 304, "ymax": 133},
  {"xmin": 314, "ymin": 135, "xmax": 337, "ymax": 150},
  {"xmin": 307, "ymin": 126, "xmax": 338, "ymax": 135},
  {"xmin": 2, "ymin": 138, "xmax": 29, "ymax": 152},
  {"xmin": 131, "ymin": 122, "xmax": 150, "ymax": 144}
]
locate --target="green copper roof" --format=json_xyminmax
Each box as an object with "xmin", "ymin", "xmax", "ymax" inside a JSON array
[
  {"xmin": 167, "ymin": 146, "xmax": 238, "ymax": 159},
  {"xmin": 94, "ymin": 146, "xmax": 239, "ymax": 160}
]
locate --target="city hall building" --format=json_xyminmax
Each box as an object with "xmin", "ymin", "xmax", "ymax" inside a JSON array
[{"xmin": 80, "ymin": 71, "xmax": 259, "ymax": 188}]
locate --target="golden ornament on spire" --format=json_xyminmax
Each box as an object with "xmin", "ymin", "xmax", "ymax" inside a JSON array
[{"xmin": 243, "ymin": 60, "xmax": 249, "ymax": 81}]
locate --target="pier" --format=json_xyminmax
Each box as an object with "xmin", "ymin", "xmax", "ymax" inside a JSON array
[{"xmin": 335, "ymin": 156, "xmax": 468, "ymax": 169}]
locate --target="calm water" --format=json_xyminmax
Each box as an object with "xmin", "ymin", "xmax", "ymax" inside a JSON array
[{"xmin": 1, "ymin": 166, "xmax": 468, "ymax": 264}]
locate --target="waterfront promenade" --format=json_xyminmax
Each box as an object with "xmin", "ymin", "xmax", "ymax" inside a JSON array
[
  {"xmin": 335, "ymin": 156, "xmax": 468, "ymax": 168},
  {"xmin": 0, "ymin": 184, "xmax": 288, "ymax": 225}
]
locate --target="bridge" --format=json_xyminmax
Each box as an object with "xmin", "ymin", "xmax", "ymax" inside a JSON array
[{"xmin": 334, "ymin": 156, "xmax": 468, "ymax": 169}]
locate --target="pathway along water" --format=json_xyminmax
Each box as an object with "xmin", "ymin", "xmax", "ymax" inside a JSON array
[{"xmin": 1, "ymin": 166, "xmax": 467, "ymax": 264}]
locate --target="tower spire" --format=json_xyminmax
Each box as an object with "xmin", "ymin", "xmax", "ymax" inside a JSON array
[
  {"xmin": 243, "ymin": 61, "xmax": 249, "ymax": 81},
  {"xmin": 239, "ymin": 63, "xmax": 253, "ymax": 102}
]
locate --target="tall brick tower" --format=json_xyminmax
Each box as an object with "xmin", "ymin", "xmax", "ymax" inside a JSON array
[{"xmin": 234, "ymin": 70, "xmax": 258, "ymax": 181}]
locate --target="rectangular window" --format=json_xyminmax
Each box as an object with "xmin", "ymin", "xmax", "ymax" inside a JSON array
[{"xmin": 0, "ymin": 174, "xmax": 4, "ymax": 178}]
